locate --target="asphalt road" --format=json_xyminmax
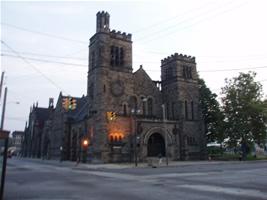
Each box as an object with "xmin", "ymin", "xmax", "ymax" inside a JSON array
[{"xmin": 4, "ymin": 158, "xmax": 267, "ymax": 200}]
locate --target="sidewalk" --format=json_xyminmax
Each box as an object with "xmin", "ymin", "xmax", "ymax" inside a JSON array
[{"xmin": 13, "ymin": 156, "xmax": 266, "ymax": 170}]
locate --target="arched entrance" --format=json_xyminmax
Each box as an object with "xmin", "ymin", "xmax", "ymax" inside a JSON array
[{"xmin": 147, "ymin": 133, "xmax": 165, "ymax": 157}]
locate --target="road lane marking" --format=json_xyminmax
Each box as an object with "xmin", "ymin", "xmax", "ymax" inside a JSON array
[{"xmin": 177, "ymin": 184, "xmax": 267, "ymax": 199}]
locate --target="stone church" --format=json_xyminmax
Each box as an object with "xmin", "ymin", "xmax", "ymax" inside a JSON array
[
  {"xmin": 22, "ymin": 11, "xmax": 206, "ymax": 163},
  {"xmin": 86, "ymin": 11, "xmax": 206, "ymax": 162}
]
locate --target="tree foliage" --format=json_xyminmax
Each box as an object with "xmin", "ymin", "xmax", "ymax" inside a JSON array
[
  {"xmin": 198, "ymin": 78, "xmax": 225, "ymax": 143},
  {"xmin": 221, "ymin": 72, "xmax": 267, "ymax": 147}
]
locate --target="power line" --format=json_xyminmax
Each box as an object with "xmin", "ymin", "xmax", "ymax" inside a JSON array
[
  {"xmin": 3, "ymin": 49, "xmax": 266, "ymax": 65},
  {"xmin": 1, "ymin": 40, "xmax": 69, "ymax": 94},
  {"xmin": 143, "ymin": 65, "xmax": 267, "ymax": 73},
  {"xmin": 3, "ymin": 52, "xmax": 267, "ymax": 73},
  {"xmin": 134, "ymin": 0, "xmax": 236, "ymax": 41},
  {"xmin": 2, "ymin": 53, "xmax": 87, "ymax": 68},
  {"xmin": 132, "ymin": 1, "xmax": 215, "ymax": 34},
  {"xmin": 136, "ymin": 1, "xmax": 248, "ymax": 44},
  {"xmin": 1, "ymin": 50, "xmax": 86, "ymax": 60},
  {"xmin": 199, "ymin": 66, "xmax": 267, "ymax": 73},
  {"xmin": 1, "ymin": 22, "xmax": 87, "ymax": 44}
]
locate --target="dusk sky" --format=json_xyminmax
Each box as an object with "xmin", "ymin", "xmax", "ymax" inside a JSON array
[{"xmin": 1, "ymin": 0, "xmax": 267, "ymax": 133}]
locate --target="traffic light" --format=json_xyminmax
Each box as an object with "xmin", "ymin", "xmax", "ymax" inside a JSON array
[
  {"xmin": 69, "ymin": 98, "xmax": 77, "ymax": 110},
  {"xmin": 62, "ymin": 98, "xmax": 70, "ymax": 111},
  {"xmin": 62, "ymin": 97, "xmax": 77, "ymax": 111},
  {"xmin": 111, "ymin": 112, "xmax": 116, "ymax": 120},
  {"xmin": 107, "ymin": 112, "xmax": 112, "ymax": 121},
  {"xmin": 106, "ymin": 112, "xmax": 116, "ymax": 121}
]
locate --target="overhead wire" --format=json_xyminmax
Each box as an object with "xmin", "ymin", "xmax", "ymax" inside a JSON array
[
  {"xmin": 2, "ymin": 53, "xmax": 87, "ymax": 68},
  {"xmin": 2, "ymin": 52, "xmax": 267, "ymax": 73},
  {"xmin": 1, "ymin": 22, "xmax": 88, "ymax": 44},
  {"xmin": 132, "ymin": 1, "xmax": 216, "ymax": 34},
  {"xmin": 1, "ymin": 40, "xmax": 69, "ymax": 95},
  {"xmin": 136, "ymin": 1, "xmax": 248, "ymax": 44},
  {"xmin": 1, "ymin": 50, "xmax": 86, "ymax": 60},
  {"xmin": 134, "ymin": 0, "xmax": 237, "ymax": 41}
]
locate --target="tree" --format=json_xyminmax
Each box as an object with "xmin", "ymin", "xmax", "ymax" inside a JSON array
[
  {"xmin": 198, "ymin": 78, "xmax": 225, "ymax": 144},
  {"xmin": 221, "ymin": 72, "xmax": 267, "ymax": 148}
]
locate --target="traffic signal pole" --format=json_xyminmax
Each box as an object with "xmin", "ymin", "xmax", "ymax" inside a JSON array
[
  {"xmin": 1, "ymin": 87, "xmax": 8, "ymax": 130},
  {"xmin": 0, "ymin": 72, "xmax": 4, "ymax": 100},
  {"xmin": 0, "ymin": 87, "xmax": 8, "ymax": 200}
]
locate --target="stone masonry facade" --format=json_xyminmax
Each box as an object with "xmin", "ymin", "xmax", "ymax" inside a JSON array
[{"xmin": 22, "ymin": 11, "xmax": 206, "ymax": 163}]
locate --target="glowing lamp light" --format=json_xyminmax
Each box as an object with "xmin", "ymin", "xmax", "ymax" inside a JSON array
[{"xmin": 82, "ymin": 139, "xmax": 89, "ymax": 147}]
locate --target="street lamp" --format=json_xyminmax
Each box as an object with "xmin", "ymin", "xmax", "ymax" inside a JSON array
[
  {"xmin": 59, "ymin": 146, "xmax": 63, "ymax": 162},
  {"xmin": 81, "ymin": 138, "xmax": 89, "ymax": 163},
  {"xmin": 131, "ymin": 108, "xmax": 140, "ymax": 167},
  {"xmin": 7, "ymin": 101, "xmax": 20, "ymax": 104}
]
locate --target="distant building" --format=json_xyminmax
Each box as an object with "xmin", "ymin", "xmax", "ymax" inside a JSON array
[
  {"xmin": 11, "ymin": 131, "xmax": 24, "ymax": 155},
  {"xmin": 21, "ymin": 101, "xmax": 52, "ymax": 158},
  {"xmin": 22, "ymin": 11, "xmax": 206, "ymax": 163}
]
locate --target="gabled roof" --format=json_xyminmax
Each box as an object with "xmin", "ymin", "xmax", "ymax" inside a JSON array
[
  {"xmin": 133, "ymin": 65, "xmax": 160, "ymax": 91},
  {"xmin": 133, "ymin": 65, "xmax": 156, "ymax": 82}
]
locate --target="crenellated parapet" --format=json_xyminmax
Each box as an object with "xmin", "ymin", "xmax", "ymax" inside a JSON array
[
  {"xmin": 110, "ymin": 29, "xmax": 132, "ymax": 41},
  {"xmin": 161, "ymin": 53, "xmax": 195, "ymax": 65}
]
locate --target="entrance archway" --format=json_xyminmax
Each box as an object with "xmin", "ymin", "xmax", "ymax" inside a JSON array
[{"xmin": 147, "ymin": 133, "xmax": 165, "ymax": 157}]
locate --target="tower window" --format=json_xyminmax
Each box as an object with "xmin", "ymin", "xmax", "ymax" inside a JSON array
[
  {"xmin": 110, "ymin": 46, "xmax": 115, "ymax": 66},
  {"xmin": 110, "ymin": 46, "xmax": 124, "ymax": 67},
  {"xmin": 191, "ymin": 101, "xmax": 194, "ymax": 120},
  {"xmin": 120, "ymin": 47, "xmax": 124, "ymax": 66},
  {"xmin": 115, "ymin": 47, "xmax": 119, "ymax": 66},
  {"xmin": 184, "ymin": 100, "xmax": 188, "ymax": 120},
  {"xmin": 183, "ymin": 66, "xmax": 192, "ymax": 79}
]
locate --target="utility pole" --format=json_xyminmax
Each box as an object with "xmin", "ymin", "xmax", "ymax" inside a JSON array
[
  {"xmin": 1, "ymin": 87, "xmax": 7, "ymax": 129},
  {"xmin": 0, "ymin": 71, "xmax": 4, "ymax": 100},
  {"xmin": 162, "ymin": 104, "xmax": 168, "ymax": 166},
  {"xmin": 0, "ymin": 87, "xmax": 8, "ymax": 200}
]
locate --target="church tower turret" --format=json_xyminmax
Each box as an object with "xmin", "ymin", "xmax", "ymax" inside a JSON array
[
  {"xmin": 87, "ymin": 11, "xmax": 134, "ymax": 161},
  {"xmin": 96, "ymin": 11, "xmax": 110, "ymax": 33}
]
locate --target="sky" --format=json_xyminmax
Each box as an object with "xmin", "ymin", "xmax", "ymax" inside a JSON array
[{"xmin": 1, "ymin": 0, "xmax": 267, "ymax": 133}]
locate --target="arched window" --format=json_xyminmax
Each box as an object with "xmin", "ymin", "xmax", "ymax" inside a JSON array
[
  {"xmin": 118, "ymin": 135, "xmax": 122, "ymax": 141},
  {"xmin": 184, "ymin": 100, "xmax": 188, "ymax": 120},
  {"xmin": 123, "ymin": 104, "xmax": 127, "ymax": 116},
  {"xmin": 114, "ymin": 136, "xmax": 118, "ymax": 142},
  {"xmin": 142, "ymin": 98, "xmax": 146, "ymax": 116},
  {"xmin": 129, "ymin": 96, "xmax": 137, "ymax": 111},
  {"xmin": 110, "ymin": 135, "xmax": 114, "ymax": 142},
  {"xmin": 191, "ymin": 101, "xmax": 194, "ymax": 120},
  {"xmin": 147, "ymin": 98, "xmax": 153, "ymax": 116}
]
